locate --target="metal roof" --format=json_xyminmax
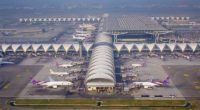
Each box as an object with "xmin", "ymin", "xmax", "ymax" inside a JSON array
[{"xmin": 102, "ymin": 16, "xmax": 167, "ymax": 33}]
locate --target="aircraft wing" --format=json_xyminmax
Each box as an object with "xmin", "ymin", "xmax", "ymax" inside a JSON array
[{"xmin": 2, "ymin": 61, "xmax": 15, "ymax": 64}]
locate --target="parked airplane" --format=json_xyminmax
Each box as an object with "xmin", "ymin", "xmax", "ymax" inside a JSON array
[
  {"xmin": 49, "ymin": 69, "xmax": 70, "ymax": 76},
  {"xmin": 75, "ymin": 30, "xmax": 91, "ymax": 34},
  {"xmin": 133, "ymin": 76, "xmax": 170, "ymax": 89},
  {"xmin": 0, "ymin": 58, "xmax": 14, "ymax": 65},
  {"xmin": 56, "ymin": 62, "xmax": 73, "ymax": 68},
  {"xmin": 72, "ymin": 61, "xmax": 84, "ymax": 65},
  {"xmin": 30, "ymin": 76, "xmax": 73, "ymax": 88},
  {"xmin": 149, "ymin": 53, "xmax": 158, "ymax": 57},
  {"xmin": 72, "ymin": 35, "xmax": 85, "ymax": 40},
  {"xmin": 151, "ymin": 76, "xmax": 170, "ymax": 86},
  {"xmin": 132, "ymin": 63, "xmax": 144, "ymax": 68},
  {"xmin": 133, "ymin": 82, "xmax": 158, "ymax": 89},
  {"xmin": 160, "ymin": 55, "xmax": 166, "ymax": 61},
  {"xmin": 175, "ymin": 53, "xmax": 190, "ymax": 60}
]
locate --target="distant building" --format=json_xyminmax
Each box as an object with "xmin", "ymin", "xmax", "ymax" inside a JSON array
[{"xmin": 102, "ymin": 15, "xmax": 167, "ymax": 43}]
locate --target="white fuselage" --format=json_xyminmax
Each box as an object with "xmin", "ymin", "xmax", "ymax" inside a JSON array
[
  {"xmin": 58, "ymin": 64, "xmax": 73, "ymax": 68},
  {"xmin": 50, "ymin": 69, "xmax": 70, "ymax": 76},
  {"xmin": 76, "ymin": 33, "xmax": 90, "ymax": 37},
  {"xmin": 76, "ymin": 30, "xmax": 91, "ymax": 34},
  {"xmin": 73, "ymin": 35, "xmax": 85, "ymax": 40},
  {"xmin": 41, "ymin": 81, "xmax": 73, "ymax": 88},
  {"xmin": 0, "ymin": 58, "xmax": 14, "ymax": 65},
  {"xmin": 50, "ymin": 71, "xmax": 70, "ymax": 76},
  {"xmin": 132, "ymin": 64, "xmax": 143, "ymax": 68},
  {"xmin": 134, "ymin": 82, "xmax": 158, "ymax": 88}
]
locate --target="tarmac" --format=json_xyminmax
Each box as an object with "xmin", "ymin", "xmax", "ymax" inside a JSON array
[
  {"xmin": 163, "ymin": 65, "xmax": 200, "ymax": 99},
  {"xmin": 1, "ymin": 54, "xmax": 200, "ymax": 100},
  {"xmin": 0, "ymin": 65, "xmax": 42, "ymax": 97},
  {"xmin": 120, "ymin": 55, "xmax": 200, "ymax": 99},
  {"xmin": 18, "ymin": 56, "xmax": 86, "ymax": 99}
]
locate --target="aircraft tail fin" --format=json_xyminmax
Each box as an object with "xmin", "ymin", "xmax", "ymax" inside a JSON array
[
  {"xmin": 49, "ymin": 69, "xmax": 54, "ymax": 74},
  {"xmin": 161, "ymin": 76, "xmax": 170, "ymax": 85},
  {"xmin": 48, "ymin": 76, "xmax": 55, "ymax": 82},
  {"xmin": 163, "ymin": 76, "xmax": 170, "ymax": 82},
  {"xmin": 29, "ymin": 77, "xmax": 40, "ymax": 85},
  {"xmin": 55, "ymin": 62, "xmax": 59, "ymax": 67},
  {"xmin": 72, "ymin": 35, "xmax": 76, "ymax": 39}
]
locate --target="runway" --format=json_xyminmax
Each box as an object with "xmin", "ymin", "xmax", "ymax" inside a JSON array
[{"xmin": 0, "ymin": 65, "xmax": 43, "ymax": 97}]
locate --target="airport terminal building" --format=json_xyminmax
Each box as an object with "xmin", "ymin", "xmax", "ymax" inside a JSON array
[
  {"xmin": 102, "ymin": 16, "xmax": 167, "ymax": 43},
  {"xmin": 85, "ymin": 33, "xmax": 115, "ymax": 93}
]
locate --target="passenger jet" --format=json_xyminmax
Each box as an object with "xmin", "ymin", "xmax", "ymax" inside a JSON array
[
  {"xmin": 49, "ymin": 69, "xmax": 70, "ymax": 76},
  {"xmin": 133, "ymin": 76, "xmax": 170, "ymax": 89},
  {"xmin": 0, "ymin": 58, "xmax": 14, "ymax": 65},
  {"xmin": 30, "ymin": 77, "xmax": 73, "ymax": 88},
  {"xmin": 56, "ymin": 62, "xmax": 73, "ymax": 68}
]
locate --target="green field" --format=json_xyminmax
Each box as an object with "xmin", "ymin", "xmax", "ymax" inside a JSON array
[
  {"xmin": 13, "ymin": 99, "xmax": 186, "ymax": 106},
  {"xmin": 10, "ymin": 98, "xmax": 199, "ymax": 110},
  {"xmin": 13, "ymin": 99, "xmax": 96, "ymax": 105}
]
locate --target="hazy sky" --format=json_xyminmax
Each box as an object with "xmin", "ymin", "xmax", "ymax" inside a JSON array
[
  {"xmin": 0, "ymin": 0, "xmax": 199, "ymax": 18},
  {"xmin": 0, "ymin": 0, "xmax": 200, "ymax": 8}
]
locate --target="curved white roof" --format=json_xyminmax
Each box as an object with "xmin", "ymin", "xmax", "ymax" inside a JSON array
[
  {"xmin": 93, "ymin": 47, "xmax": 112, "ymax": 52},
  {"xmin": 90, "ymin": 55, "xmax": 113, "ymax": 61},
  {"xmin": 90, "ymin": 55, "xmax": 114, "ymax": 62},
  {"xmin": 86, "ymin": 73, "xmax": 115, "ymax": 83},
  {"xmin": 90, "ymin": 60, "xmax": 114, "ymax": 68},
  {"xmin": 88, "ymin": 65, "xmax": 114, "ymax": 73},
  {"xmin": 87, "ymin": 68, "xmax": 115, "ymax": 79},
  {"xmin": 85, "ymin": 34, "xmax": 115, "ymax": 87},
  {"xmin": 91, "ymin": 51, "xmax": 113, "ymax": 58}
]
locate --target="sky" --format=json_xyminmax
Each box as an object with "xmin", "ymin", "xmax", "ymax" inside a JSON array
[
  {"xmin": 0, "ymin": 0, "xmax": 199, "ymax": 8},
  {"xmin": 0, "ymin": 0, "xmax": 199, "ymax": 18}
]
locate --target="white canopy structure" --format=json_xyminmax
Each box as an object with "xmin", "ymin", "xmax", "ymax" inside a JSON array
[
  {"xmin": 0, "ymin": 43, "xmax": 199, "ymax": 53},
  {"xmin": 19, "ymin": 17, "xmax": 101, "ymax": 23},
  {"xmin": 85, "ymin": 33, "xmax": 115, "ymax": 89}
]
